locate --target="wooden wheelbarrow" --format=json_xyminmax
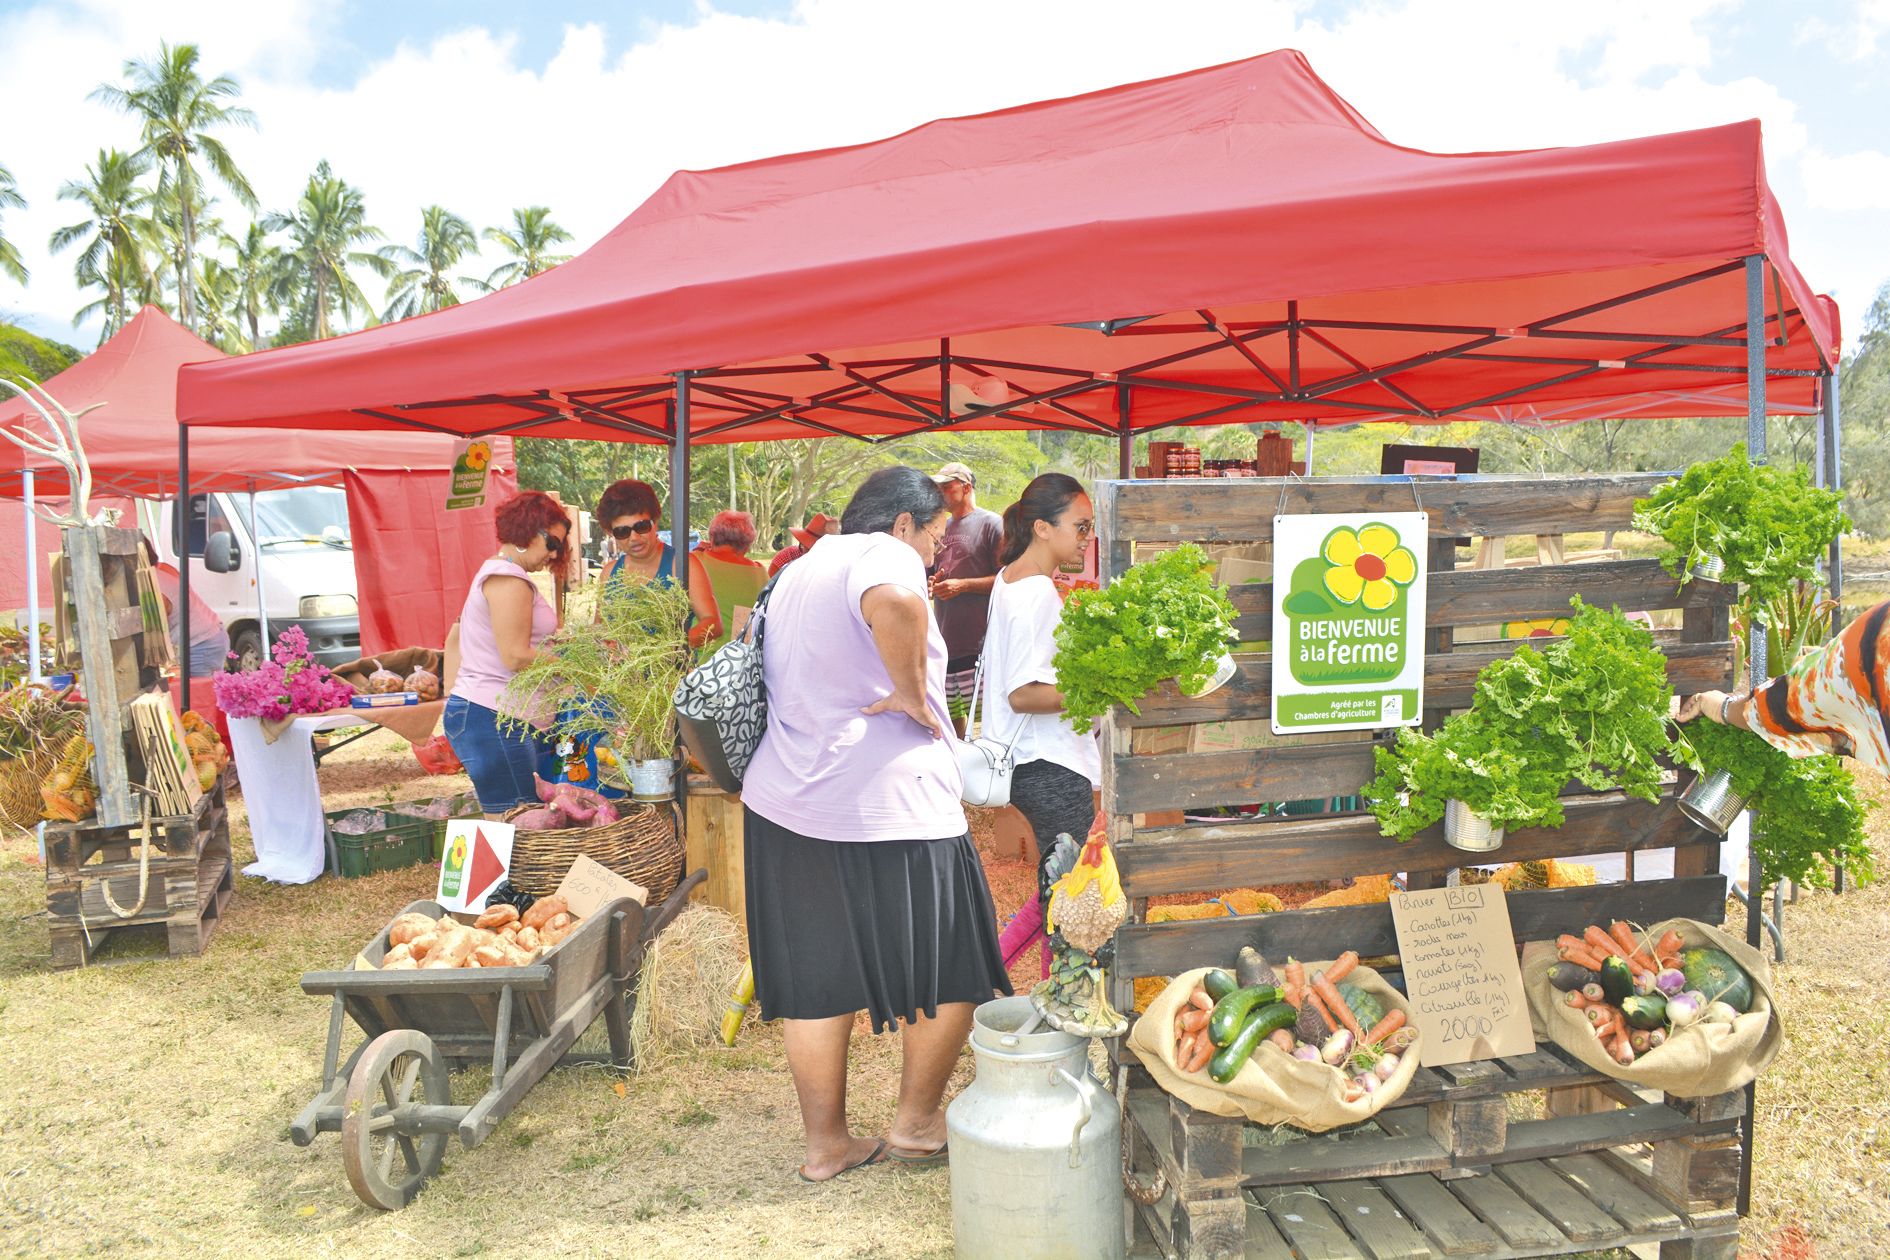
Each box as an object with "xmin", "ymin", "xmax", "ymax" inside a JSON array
[{"xmin": 290, "ymin": 868, "xmax": 705, "ymax": 1209}]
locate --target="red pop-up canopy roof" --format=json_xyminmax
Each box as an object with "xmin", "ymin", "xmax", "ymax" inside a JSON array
[
  {"xmin": 3, "ymin": 306, "xmax": 484, "ymax": 497},
  {"xmin": 176, "ymin": 50, "xmax": 1837, "ymax": 444}
]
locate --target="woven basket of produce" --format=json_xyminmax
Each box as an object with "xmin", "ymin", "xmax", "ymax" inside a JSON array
[
  {"xmin": 0, "ymin": 751, "xmax": 53, "ymax": 830},
  {"xmin": 502, "ymin": 799, "xmax": 683, "ymax": 901}
]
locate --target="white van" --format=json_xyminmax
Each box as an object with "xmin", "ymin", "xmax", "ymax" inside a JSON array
[{"xmin": 140, "ymin": 487, "xmax": 362, "ymax": 670}]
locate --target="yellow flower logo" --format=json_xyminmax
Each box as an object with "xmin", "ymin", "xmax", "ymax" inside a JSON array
[
  {"xmin": 463, "ymin": 441, "xmax": 491, "ymax": 472},
  {"xmin": 1502, "ymin": 618, "xmax": 1570, "ymax": 639},
  {"xmin": 1320, "ymin": 523, "xmax": 1416, "ymax": 611}
]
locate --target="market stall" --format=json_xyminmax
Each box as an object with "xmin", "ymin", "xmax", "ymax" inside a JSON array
[{"xmin": 171, "ymin": 50, "xmax": 1841, "ymax": 1253}]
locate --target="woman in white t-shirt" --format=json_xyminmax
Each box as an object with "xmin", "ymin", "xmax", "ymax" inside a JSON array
[{"xmin": 983, "ymin": 473, "xmax": 1101, "ymax": 972}]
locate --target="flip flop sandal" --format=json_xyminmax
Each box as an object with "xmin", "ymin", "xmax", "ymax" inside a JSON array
[
  {"xmin": 797, "ymin": 1138, "xmax": 888, "ymax": 1183},
  {"xmin": 887, "ymin": 1143, "xmax": 949, "ymax": 1168}
]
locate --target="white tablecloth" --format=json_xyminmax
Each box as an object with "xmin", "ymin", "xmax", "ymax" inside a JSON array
[{"xmin": 227, "ymin": 714, "xmax": 362, "ymax": 884}]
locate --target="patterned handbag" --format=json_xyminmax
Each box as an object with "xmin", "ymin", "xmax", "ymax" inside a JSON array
[{"xmin": 673, "ymin": 576, "xmax": 777, "ymax": 793}]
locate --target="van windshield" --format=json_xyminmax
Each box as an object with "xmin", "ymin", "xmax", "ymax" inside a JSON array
[{"xmin": 252, "ymin": 488, "xmax": 351, "ymax": 550}]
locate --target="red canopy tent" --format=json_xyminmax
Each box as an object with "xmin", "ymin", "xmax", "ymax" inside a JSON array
[{"xmin": 176, "ymin": 49, "xmax": 1837, "ymax": 455}]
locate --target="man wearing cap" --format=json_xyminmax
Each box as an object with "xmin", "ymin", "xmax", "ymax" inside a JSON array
[
  {"xmin": 928, "ymin": 462, "xmax": 1004, "ymax": 738},
  {"xmin": 769, "ymin": 511, "xmax": 838, "ymax": 577}
]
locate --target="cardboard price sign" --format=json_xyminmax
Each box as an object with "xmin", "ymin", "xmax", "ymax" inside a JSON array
[
  {"xmin": 555, "ymin": 854, "xmax": 648, "ymax": 918},
  {"xmin": 1389, "ymin": 884, "xmax": 1533, "ymax": 1067}
]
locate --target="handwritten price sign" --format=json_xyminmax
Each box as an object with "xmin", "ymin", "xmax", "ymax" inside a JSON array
[{"xmin": 1389, "ymin": 883, "xmax": 1534, "ymax": 1067}]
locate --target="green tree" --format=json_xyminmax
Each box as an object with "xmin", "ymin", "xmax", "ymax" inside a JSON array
[
  {"xmin": 478, "ymin": 206, "xmax": 573, "ymax": 290},
  {"xmin": 217, "ymin": 222, "xmax": 286, "ymax": 349},
  {"xmin": 378, "ymin": 205, "xmax": 476, "ymax": 321},
  {"xmin": 91, "ymin": 41, "xmax": 257, "ymax": 333},
  {"xmin": 49, "ymin": 148, "xmax": 157, "ymax": 339},
  {"xmin": 266, "ymin": 160, "xmax": 384, "ymax": 341},
  {"xmin": 0, "ymin": 320, "xmax": 83, "ymax": 380},
  {"xmin": 1836, "ymin": 282, "xmax": 1890, "ymax": 539},
  {"xmin": 0, "ymin": 161, "xmax": 26, "ymax": 284}
]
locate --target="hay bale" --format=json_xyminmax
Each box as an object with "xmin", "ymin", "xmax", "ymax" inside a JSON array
[{"xmin": 629, "ymin": 904, "xmax": 746, "ymax": 1068}]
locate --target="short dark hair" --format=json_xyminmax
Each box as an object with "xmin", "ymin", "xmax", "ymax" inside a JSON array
[
  {"xmin": 1000, "ymin": 473, "xmax": 1087, "ymax": 564},
  {"xmin": 495, "ymin": 490, "xmax": 569, "ymax": 546},
  {"xmin": 596, "ymin": 479, "xmax": 661, "ymax": 525},
  {"xmin": 841, "ymin": 466, "xmax": 947, "ymax": 536}
]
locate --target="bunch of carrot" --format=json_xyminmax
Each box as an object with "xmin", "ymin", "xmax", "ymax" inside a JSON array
[
  {"xmin": 1555, "ymin": 921, "xmax": 1683, "ymax": 990},
  {"xmin": 1172, "ymin": 985, "xmax": 1217, "ymax": 1075},
  {"xmin": 1283, "ymin": 952, "xmax": 1407, "ymax": 1052}
]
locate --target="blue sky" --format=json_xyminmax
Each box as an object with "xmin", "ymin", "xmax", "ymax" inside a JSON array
[{"xmin": 2, "ymin": 0, "xmax": 1887, "ymax": 352}]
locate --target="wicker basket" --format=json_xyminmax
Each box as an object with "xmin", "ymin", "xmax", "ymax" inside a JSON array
[
  {"xmin": 502, "ymin": 800, "xmax": 684, "ymax": 901},
  {"xmin": 0, "ymin": 752, "xmax": 53, "ymax": 831}
]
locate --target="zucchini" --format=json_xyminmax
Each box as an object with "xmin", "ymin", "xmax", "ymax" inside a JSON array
[
  {"xmin": 1599, "ymin": 955, "xmax": 1636, "ymax": 1006},
  {"xmin": 1621, "ymin": 994, "xmax": 1668, "ymax": 1031},
  {"xmin": 1209, "ymin": 1001, "xmax": 1296, "ymax": 1084},
  {"xmin": 1201, "ymin": 969, "xmax": 1239, "ymax": 1002},
  {"xmin": 1207, "ymin": 984, "xmax": 1285, "ymax": 1047},
  {"xmin": 1547, "ymin": 962, "xmax": 1598, "ymax": 992}
]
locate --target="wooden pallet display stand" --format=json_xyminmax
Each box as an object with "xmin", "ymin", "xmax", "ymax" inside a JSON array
[
  {"xmin": 59, "ymin": 523, "xmax": 162, "ymax": 828},
  {"xmin": 43, "ymin": 771, "xmax": 233, "ymax": 969},
  {"xmin": 1098, "ymin": 474, "xmax": 1747, "ymax": 1260}
]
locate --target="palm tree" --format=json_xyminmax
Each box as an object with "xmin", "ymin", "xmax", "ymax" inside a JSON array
[
  {"xmin": 219, "ymin": 222, "xmax": 285, "ymax": 349},
  {"xmin": 195, "ymin": 256, "xmax": 248, "ymax": 351},
  {"xmin": 50, "ymin": 149, "xmax": 158, "ymax": 339},
  {"xmin": 91, "ymin": 41, "xmax": 257, "ymax": 332},
  {"xmin": 478, "ymin": 206, "xmax": 573, "ymax": 290},
  {"xmin": 266, "ymin": 160, "xmax": 385, "ymax": 340},
  {"xmin": 0, "ymin": 161, "xmax": 27, "ymax": 284},
  {"xmin": 378, "ymin": 205, "xmax": 477, "ymax": 321}
]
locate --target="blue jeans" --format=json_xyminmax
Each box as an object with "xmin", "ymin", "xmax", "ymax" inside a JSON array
[{"xmin": 443, "ymin": 695, "xmax": 547, "ymax": 813}]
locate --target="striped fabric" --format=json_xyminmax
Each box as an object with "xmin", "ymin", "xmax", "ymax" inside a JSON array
[{"xmin": 1743, "ymin": 599, "xmax": 1890, "ymax": 780}]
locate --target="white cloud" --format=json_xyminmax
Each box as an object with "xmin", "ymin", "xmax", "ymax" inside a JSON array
[
  {"xmin": 1802, "ymin": 147, "xmax": 1890, "ymax": 212},
  {"xmin": 1799, "ymin": 0, "xmax": 1890, "ymax": 63},
  {"xmin": 0, "ymin": 0, "xmax": 1881, "ymax": 349}
]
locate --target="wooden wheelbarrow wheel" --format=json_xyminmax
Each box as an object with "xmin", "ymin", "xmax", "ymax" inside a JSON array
[{"xmin": 342, "ymin": 1029, "xmax": 452, "ymax": 1210}]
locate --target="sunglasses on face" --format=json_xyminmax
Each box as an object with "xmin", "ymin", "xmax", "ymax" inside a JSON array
[
  {"xmin": 542, "ymin": 531, "xmax": 567, "ymax": 555},
  {"xmin": 1062, "ymin": 517, "xmax": 1094, "ymax": 537},
  {"xmin": 611, "ymin": 520, "xmax": 656, "ymax": 540}
]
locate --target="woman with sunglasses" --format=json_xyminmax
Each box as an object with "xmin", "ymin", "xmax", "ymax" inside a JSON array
[
  {"xmin": 981, "ymin": 474, "xmax": 1102, "ymax": 974},
  {"xmin": 445, "ymin": 490, "xmax": 570, "ymax": 815},
  {"xmin": 595, "ymin": 479, "xmax": 721, "ymax": 650}
]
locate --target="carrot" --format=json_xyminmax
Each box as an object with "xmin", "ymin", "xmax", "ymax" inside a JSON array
[
  {"xmin": 1177, "ymin": 1030, "xmax": 1199, "ymax": 1063},
  {"xmin": 1610, "ymin": 921, "xmax": 1657, "ymax": 971},
  {"xmin": 1181, "ymin": 1009, "xmax": 1209, "ymax": 1034},
  {"xmin": 1361, "ymin": 1008, "xmax": 1406, "ymax": 1047},
  {"xmin": 1564, "ymin": 990, "xmax": 1590, "ymax": 1010},
  {"xmin": 1556, "ymin": 934, "xmax": 1588, "ymax": 955},
  {"xmin": 1324, "ymin": 951, "xmax": 1360, "ymax": 985},
  {"xmin": 1655, "ymin": 929, "xmax": 1684, "ymax": 964},
  {"xmin": 1314, "ymin": 975, "xmax": 1365, "ymax": 1041},
  {"xmin": 1584, "ymin": 925, "xmax": 1629, "ymax": 960},
  {"xmin": 1284, "ymin": 958, "xmax": 1307, "ymax": 1010},
  {"xmin": 1189, "ymin": 989, "xmax": 1215, "ymax": 1013},
  {"xmin": 1185, "ymin": 1036, "xmax": 1215, "ymax": 1074},
  {"xmin": 1560, "ymin": 947, "xmax": 1606, "ymax": 971},
  {"xmin": 1303, "ymin": 985, "xmax": 1336, "ymax": 1036}
]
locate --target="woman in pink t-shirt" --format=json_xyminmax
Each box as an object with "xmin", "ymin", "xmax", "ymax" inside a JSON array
[
  {"xmin": 742, "ymin": 466, "xmax": 1010, "ymax": 1183},
  {"xmin": 444, "ymin": 491, "xmax": 568, "ymax": 815}
]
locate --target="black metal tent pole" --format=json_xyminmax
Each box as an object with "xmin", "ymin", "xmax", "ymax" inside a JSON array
[
  {"xmin": 1738, "ymin": 253, "xmax": 1767, "ymax": 1220},
  {"xmin": 1116, "ymin": 384, "xmax": 1133, "ymax": 478},
  {"xmin": 670, "ymin": 377, "xmax": 691, "ymax": 587},
  {"xmin": 178, "ymin": 422, "xmax": 191, "ymax": 707}
]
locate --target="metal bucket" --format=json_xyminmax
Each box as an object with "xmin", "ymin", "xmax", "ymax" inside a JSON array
[
  {"xmin": 1444, "ymin": 799, "xmax": 1505, "ymax": 852},
  {"xmin": 1678, "ymin": 769, "xmax": 1747, "ymax": 834},
  {"xmin": 1691, "ymin": 555, "xmax": 1725, "ymax": 582},
  {"xmin": 628, "ymin": 758, "xmax": 677, "ymax": 801},
  {"xmin": 949, "ymin": 998, "xmax": 1125, "ymax": 1260},
  {"xmin": 1181, "ymin": 652, "xmax": 1238, "ymax": 699}
]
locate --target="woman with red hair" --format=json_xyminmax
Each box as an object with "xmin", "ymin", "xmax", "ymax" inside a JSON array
[{"xmin": 445, "ymin": 491, "xmax": 570, "ymax": 814}]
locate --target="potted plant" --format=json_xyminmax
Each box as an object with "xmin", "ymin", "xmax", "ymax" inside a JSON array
[
  {"xmin": 497, "ymin": 577, "xmax": 695, "ymax": 801},
  {"xmin": 1052, "ymin": 543, "xmax": 1240, "ymax": 734},
  {"xmin": 1673, "ymin": 718, "xmax": 1874, "ymax": 889},
  {"xmin": 1366, "ymin": 599, "xmax": 1673, "ymax": 850}
]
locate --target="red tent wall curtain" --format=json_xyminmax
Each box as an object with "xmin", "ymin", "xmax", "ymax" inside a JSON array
[{"xmin": 343, "ymin": 468, "xmax": 519, "ymax": 657}]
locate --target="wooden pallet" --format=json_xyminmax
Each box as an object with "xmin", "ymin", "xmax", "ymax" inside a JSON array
[
  {"xmin": 44, "ymin": 778, "xmax": 233, "ymax": 969},
  {"xmin": 1098, "ymin": 475, "xmax": 1748, "ymax": 1260}
]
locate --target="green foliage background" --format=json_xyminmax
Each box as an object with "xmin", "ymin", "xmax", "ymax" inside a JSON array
[{"xmin": 0, "ymin": 321, "xmax": 82, "ymax": 382}]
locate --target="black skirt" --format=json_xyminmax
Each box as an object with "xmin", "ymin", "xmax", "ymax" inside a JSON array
[{"xmin": 743, "ymin": 807, "xmax": 1013, "ymax": 1033}]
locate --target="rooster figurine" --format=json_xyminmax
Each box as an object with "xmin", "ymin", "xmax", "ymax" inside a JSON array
[{"xmin": 1031, "ymin": 825, "xmax": 1129, "ymax": 1038}]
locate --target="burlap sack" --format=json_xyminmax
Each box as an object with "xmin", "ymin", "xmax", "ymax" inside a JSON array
[
  {"xmin": 1128, "ymin": 963, "xmax": 1421, "ymax": 1133},
  {"xmin": 330, "ymin": 647, "xmax": 443, "ymax": 691},
  {"xmin": 1523, "ymin": 917, "xmax": 1781, "ymax": 1097}
]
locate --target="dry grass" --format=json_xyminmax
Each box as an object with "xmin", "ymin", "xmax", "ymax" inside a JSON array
[{"xmin": 1, "ymin": 726, "xmax": 1885, "ymax": 1257}]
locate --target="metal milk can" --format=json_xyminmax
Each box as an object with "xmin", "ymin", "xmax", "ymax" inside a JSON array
[{"xmin": 947, "ymin": 996, "xmax": 1125, "ymax": 1260}]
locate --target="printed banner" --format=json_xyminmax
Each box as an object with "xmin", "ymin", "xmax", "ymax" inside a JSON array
[
  {"xmin": 436, "ymin": 819, "xmax": 515, "ymax": 912},
  {"xmin": 1271, "ymin": 511, "xmax": 1427, "ymax": 733},
  {"xmin": 446, "ymin": 438, "xmax": 494, "ymax": 511}
]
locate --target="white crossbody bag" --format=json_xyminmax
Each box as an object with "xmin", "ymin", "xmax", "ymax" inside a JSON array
[{"xmin": 954, "ymin": 599, "xmax": 1034, "ymax": 808}]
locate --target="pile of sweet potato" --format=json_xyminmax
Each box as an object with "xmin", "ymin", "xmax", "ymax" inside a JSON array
[{"xmin": 376, "ymin": 896, "xmax": 576, "ymax": 970}]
